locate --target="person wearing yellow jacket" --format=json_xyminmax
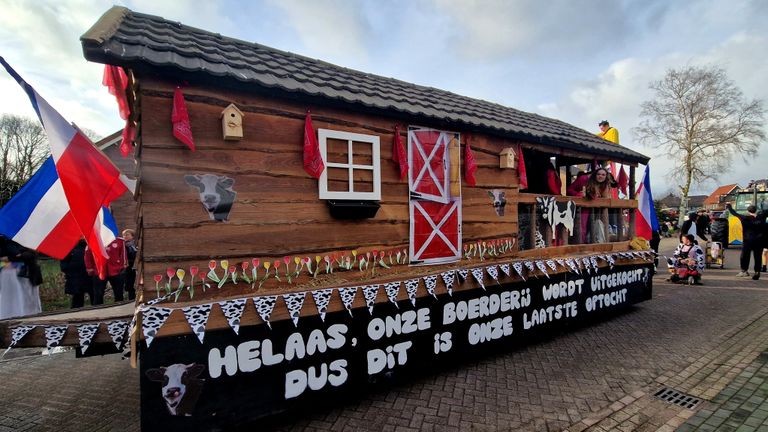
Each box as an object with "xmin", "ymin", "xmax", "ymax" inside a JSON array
[{"xmin": 598, "ymin": 120, "xmax": 619, "ymax": 144}]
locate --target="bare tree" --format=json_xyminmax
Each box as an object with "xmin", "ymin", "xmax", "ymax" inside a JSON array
[
  {"xmin": 635, "ymin": 66, "xmax": 766, "ymax": 224},
  {"xmin": 0, "ymin": 114, "xmax": 50, "ymax": 205}
]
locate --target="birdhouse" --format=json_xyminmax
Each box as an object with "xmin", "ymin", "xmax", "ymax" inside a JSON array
[
  {"xmin": 220, "ymin": 103, "xmax": 244, "ymax": 140},
  {"xmin": 499, "ymin": 147, "xmax": 516, "ymax": 169}
]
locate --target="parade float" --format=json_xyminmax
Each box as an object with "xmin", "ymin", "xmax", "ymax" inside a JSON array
[{"xmin": 0, "ymin": 7, "xmax": 654, "ymax": 431}]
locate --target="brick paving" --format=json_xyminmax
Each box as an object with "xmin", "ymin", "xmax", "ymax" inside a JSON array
[{"xmin": 0, "ymin": 238, "xmax": 767, "ymax": 431}]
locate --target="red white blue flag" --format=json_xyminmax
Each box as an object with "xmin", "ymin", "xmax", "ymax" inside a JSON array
[
  {"xmin": 0, "ymin": 57, "xmax": 131, "ymax": 278},
  {"xmin": 635, "ymin": 164, "xmax": 659, "ymax": 241}
]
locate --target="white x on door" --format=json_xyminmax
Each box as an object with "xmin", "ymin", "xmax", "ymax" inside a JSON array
[{"xmin": 408, "ymin": 128, "xmax": 462, "ymax": 265}]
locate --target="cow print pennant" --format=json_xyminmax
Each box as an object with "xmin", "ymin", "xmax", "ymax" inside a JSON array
[
  {"xmin": 311, "ymin": 288, "xmax": 334, "ymax": 322},
  {"xmin": 535, "ymin": 260, "xmax": 550, "ymax": 278},
  {"xmin": 404, "ymin": 279, "xmax": 419, "ymax": 306},
  {"xmin": 590, "ymin": 256, "xmax": 599, "ymax": 272},
  {"xmin": 565, "ymin": 258, "xmax": 579, "ymax": 273},
  {"xmin": 218, "ymin": 298, "xmax": 247, "ymax": 335},
  {"xmin": 546, "ymin": 260, "xmax": 558, "ymax": 272},
  {"xmin": 499, "ymin": 263, "xmax": 511, "ymax": 277},
  {"xmin": 486, "ymin": 265, "xmax": 499, "ymax": 282},
  {"xmin": 524, "ymin": 261, "xmax": 535, "ymax": 273},
  {"xmin": 512, "ymin": 262, "xmax": 526, "ymax": 281},
  {"xmin": 338, "ymin": 287, "xmax": 358, "ymax": 316},
  {"xmin": 142, "ymin": 307, "xmax": 173, "ymax": 347},
  {"xmin": 440, "ymin": 271, "xmax": 455, "ymax": 296},
  {"xmin": 76, "ymin": 324, "xmax": 100, "ymax": 354},
  {"xmin": 182, "ymin": 304, "xmax": 213, "ymax": 343},
  {"xmin": 252, "ymin": 296, "xmax": 277, "ymax": 329},
  {"xmin": 283, "ymin": 292, "xmax": 306, "ymax": 327},
  {"xmin": 606, "ymin": 254, "xmax": 616, "ymax": 269},
  {"xmin": 423, "ymin": 275, "xmax": 438, "ymax": 299},
  {"xmin": 44, "ymin": 325, "xmax": 68, "ymax": 349},
  {"xmin": 556, "ymin": 258, "xmax": 566, "ymax": 269},
  {"xmin": 362, "ymin": 285, "xmax": 380, "ymax": 314},
  {"xmin": 9, "ymin": 325, "xmax": 36, "ymax": 348},
  {"xmin": 384, "ymin": 282, "xmax": 401, "ymax": 308},
  {"xmin": 471, "ymin": 268, "xmax": 485, "ymax": 290},
  {"xmin": 457, "ymin": 269, "xmax": 469, "ymax": 282},
  {"xmin": 107, "ymin": 320, "xmax": 129, "ymax": 350}
]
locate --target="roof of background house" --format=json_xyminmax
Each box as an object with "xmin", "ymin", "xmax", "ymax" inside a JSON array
[
  {"xmin": 80, "ymin": 7, "xmax": 650, "ymax": 164},
  {"xmin": 687, "ymin": 195, "xmax": 707, "ymax": 208},
  {"xmin": 703, "ymin": 184, "xmax": 739, "ymax": 205}
]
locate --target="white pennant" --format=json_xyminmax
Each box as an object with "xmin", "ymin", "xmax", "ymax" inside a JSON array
[
  {"xmin": 404, "ymin": 279, "xmax": 419, "ymax": 306},
  {"xmin": 524, "ymin": 261, "xmax": 535, "ymax": 274},
  {"xmin": 77, "ymin": 323, "xmax": 100, "ymax": 354},
  {"xmin": 512, "ymin": 262, "xmax": 526, "ymax": 281},
  {"xmin": 362, "ymin": 285, "xmax": 380, "ymax": 314},
  {"xmin": 535, "ymin": 260, "xmax": 550, "ymax": 278},
  {"xmin": 457, "ymin": 269, "xmax": 469, "ymax": 282},
  {"xmin": 311, "ymin": 288, "xmax": 334, "ymax": 322},
  {"xmin": 486, "ymin": 265, "xmax": 499, "ymax": 282},
  {"xmin": 590, "ymin": 256, "xmax": 599, "ymax": 272},
  {"xmin": 440, "ymin": 271, "xmax": 455, "ymax": 296},
  {"xmin": 384, "ymin": 282, "xmax": 401, "ymax": 308},
  {"xmin": 252, "ymin": 296, "xmax": 277, "ymax": 329},
  {"xmin": 546, "ymin": 260, "xmax": 558, "ymax": 272},
  {"xmin": 182, "ymin": 304, "xmax": 213, "ymax": 343},
  {"xmin": 44, "ymin": 325, "xmax": 68, "ymax": 350},
  {"xmin": 582, "ymin": 257, "xmax": 592, "ymax": 274},
  {"xmin": 283, "ymin": 292, "xmax": 307, "ymax": 327},
  {"xmin": 107, "ymin": 320, "xmax": 129, "ymax": 350},
  {"xmin": 565, "ymin": 258, "xmax": 580, "ymax": 273},
  {"xmin": 556, "ymin": 258, "xmax": 566, "ymax": 269},
  {"xmin": 142, "ymin": 307, "xmax": 173, "ymax": 347},
  {"xmin": 471, "ymin": 268, "xmax": 485, "ymax": 290},
  {"xmin": 338, "ymin": 286, "xmax": 358, "ymax": 316},
  {"xmin": 499, "ymin": 263, "xmax": 511, "ymax": 277},
  {"xmin": 218, "ymin": 298, "xmax": 248, "ymax": 335},
  {"xmin": 423, "ymin": 275, "xmax": 438, "ymax": 299}
]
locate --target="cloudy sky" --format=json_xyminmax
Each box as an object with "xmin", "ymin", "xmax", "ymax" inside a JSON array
[{"xmin": 1, "ymin": 0, "xmax": 766, "ymax": 196}]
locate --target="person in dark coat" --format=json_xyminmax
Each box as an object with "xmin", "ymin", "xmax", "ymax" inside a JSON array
[
  {"xmin": 60, "ymin": 239, "xmax": 93, "ymax": 308},
  {"xmin": 727, "ymin": 203, "xmax": 768, "ymax": 280},
  {"xmin": 680, "ymin": 212, "xmax": 707, "ymax": 243},
  {"xmin": 123, "ymin": 229, "xmax": 137, "ymax": 301}
]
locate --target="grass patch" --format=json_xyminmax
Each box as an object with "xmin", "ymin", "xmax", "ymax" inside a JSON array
[{"xmin": 38, "ymin": 258, "xmax": 119, "ymax": 312}]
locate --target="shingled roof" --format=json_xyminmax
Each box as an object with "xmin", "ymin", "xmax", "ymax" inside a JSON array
[{"xmin": 81, "ymin": 6, "xmax": 649, "ymax": 164}]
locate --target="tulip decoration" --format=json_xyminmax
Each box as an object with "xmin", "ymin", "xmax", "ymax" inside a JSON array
[
  {"xmin": 165, "ymin": 267, "xmax": 175, "ymax": 295},
  {"xmin": 304, "ymin": 257, "xmax": 313, "ymax": 275},
  {"xmin": 351, "ymin": 250, "xmax": 358, "ymax": 266},
  {"xmin": 207, "ymin": 260, "xmax": 220, "ymax": 283},
  {"xmin": 324, "ymin": 255, "xmax": 332, "ymax": 274},
  {"xmin": 273, "ymin": 260, "xmax": 281, "ymax": 281},
  {"xmin": 217, "ymin": 260, "xmax": 230, "ymax": 285},
  {"xmin": 258, "ymin": 261, "xmax": 271, "ymax": 289},
  {"xmin": 283, "ymin": 256, "xmax": 292, "ymax": 283},
  {"xmin": 313, "ymin": 256, "xmax": 321, "ymax": 277},
  {"xmin": 378, "ymin": 250, "xmax": 389, "ymax": 269},
  {"xmin": 240, "ymin": 261, "xmax": 251, "ymax": 284},
  {"xmin": 200, "ymin": 272, "xmax": 209, "ymax": 292},
  {"xmin": 293, "ymin": 257, "xmax": 303, "ymax": 280},
  {"xmin": 251, "ymin": 258, "xmax": 259, "ymax": 288},
  {"xmin": 153, "ymin": 274, "xmax": 163, "ymax": 298},
  {"xmin": 225, "ymin": 265, "xmax": 236, "ymax": 287},
  {"xmin": 189, "ymin": 265, "xmax": 199, "ymax": 293}
]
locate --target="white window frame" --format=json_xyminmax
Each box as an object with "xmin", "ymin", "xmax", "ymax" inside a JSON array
[{"xmin": 318, "ymin": 128, "xmax": 381, "ymax": 200}]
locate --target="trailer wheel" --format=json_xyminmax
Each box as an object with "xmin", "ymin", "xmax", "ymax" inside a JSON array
[{"xmin": 688, "ymin": 276, "xmax": 696, "ymax": 285}]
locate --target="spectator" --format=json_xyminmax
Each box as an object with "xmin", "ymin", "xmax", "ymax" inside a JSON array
[
  {"xmin": 85, "ymin": 237, "xmax": 128, "ymax": 304},
  {"xmin": 123, "ymin": 229, "xmax": 137, "ymax": 301},
  {"xmin": 584, "ymin": 168, "xmax": 617, "ymax": 200},
  {"xmin": 726, "ymin": 203, "xmax": 767, "ymax": 280},
  {"xmin": 597, "ymin": 120, "xmax": 619, "ymax": 144},
  {"xmin": 697, "ymin": 209, "xmax": 710, "ymax": 235},
  {"xmin": 680, "ymin": 212, "xmax": 707, "ymax": 244},
  {"xmin": 60, "ymin": 239, "xmax": 93, "ymax": 308},
  {"xmin": 0, "ymin": 235, "xmax": 42, "ymax": 319}
]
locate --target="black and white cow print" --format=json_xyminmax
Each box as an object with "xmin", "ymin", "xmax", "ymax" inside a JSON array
[
  {"xmin": 9, "ymin": 325, "xmax": 36, "ymax": 348},
  {"xmin": 107, "ymin": 320, "xmax": 129, "ymax": 350},
  {"xmin": 534, "ymin": 230, "xmax": 546, "ymax": 249},
  {"xmin": 440, "ymin": 271, "xmax": 455, "ymax": 296},
  {"xmin": 44, "ymin": 325, "xmax": 68, "ymax": 349},
  {"xmin": 546, "ymin": 260, "xmax": 558, "ymax": 272},
  {"xmin": 486, "ymin": 265, "xmax": 499, "ymax": 282},
  {"xmin": 524, "ymin": 261, "xmax": 536, "ymax": 273},
  {"xmin": 182, "ymin": 304, "xmax": 213, "ymax": 343},
  {"xmin": 282, "ymin": 292, "xmax": 306, "ymax": 327},
  {"xmin": 535, "ymin": 260, "xmax": 549, "ymax": 278},
  {"xmin": 470, "ymin": 268, "xmax": 485, "ymax": 290},
  {"xmin": 384, "ymin": 282, "xmax": 401, "ymax": 308},
  {"xmin": 423, "ymin": 275, "xmax": 438, "ymax": 299},
  {"xmin": 362, "ymin": 285, "xmax": 380, "ymax": 314},
  {"xmin": 252, "ymin": 296, "xmax": 277, "ymax": 329},
  {"xmin": 218, "ymin": 298, "xmax": 247, "ymax": 335},
  {"xmin": 457, "ymin": 269, "xmax": 469, "ymax": 282},
  {"xmin": 565, "ymin": 258, "xmax": 579, "ymax": 273},
  {"xmin": 535, "ymin": 196, "xmax": 576, "ymax": 239},
  {"xmin": 143, "ymin": 307, "xmax": 173, "ymax": 347},
  {"xmin": 404, "ymin": 279, "xmax": 419, "ymax": 306},
  {"xmin": 512, "ymin": 262, "xmax": 526, "ymax": 280},
  {"xmin": 77, "ymin": 323, "xmax": 100, "ymax": 354},
  {"xmin": 488, "ymin": 189, "xmax": 507, "ymax": 217},
  {"xmin": 338, "ymin": 287, "xmax": 358, "ymax": 316},
  {"xmin": 499, "ymin": 263, "xmax": 511, "ymax": 277},
  {"xmin": 311, "ymin": 288, "xmax": 334, "ymax": 322},
  {"xmin": 590, "ymin": 256, "xmax": 600, "ymax": 271},
  {"xmin": 556, "ymin": 258, "xmax": 566, "ymax": 269},
  {"xmin": 184, "ymin": 173, "xmax": 237, "ymax": 222}
]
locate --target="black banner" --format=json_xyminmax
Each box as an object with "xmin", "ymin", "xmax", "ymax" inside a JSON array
[{"xmin": 140, "ymin": 263, "xmax": 652, "ymax": 431}]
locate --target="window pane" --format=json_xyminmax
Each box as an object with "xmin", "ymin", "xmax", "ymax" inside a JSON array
[
  {"xmin": 352, "ymin": 141, "xmax": 373, "ymax": 166},
  {"xmin": 326, "ymin": 138, "xmax": 348, "ymax": 164},
  {"xmin": 518, "ymin": 204, "xmax": 533, "ymax": 251},
  {"xmin": 327, "ymin": 167, "xmax": 350, "ymax": 192},
  {"xmin": 352, "ymin": 169, "xmax": 374, "ymax": 193}
]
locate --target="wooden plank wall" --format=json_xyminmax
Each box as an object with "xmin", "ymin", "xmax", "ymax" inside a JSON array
[{"xmin": 137, "ymin": 78, "xmax": 523, "ymax": 290}]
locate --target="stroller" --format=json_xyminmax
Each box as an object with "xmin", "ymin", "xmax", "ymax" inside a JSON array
[
  {"xmin": 705, "ymin": 241, "xmax": 725, "ymax": 269},
  {"xmin": 668, "ymin": 257, "xmax": 702, "ymax": 285}
]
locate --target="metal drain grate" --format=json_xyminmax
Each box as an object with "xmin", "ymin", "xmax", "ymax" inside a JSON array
[{"xmin": 653, "ymin": 387, "xmax": 703, "ymax": 409}]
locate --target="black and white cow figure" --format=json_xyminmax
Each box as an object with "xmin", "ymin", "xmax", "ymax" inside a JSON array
[
  {"xmin": 184, "ymin": 174, "xmax": 237, "ymax": 222},
  {"xmin": 536, "ymin": 197, "xmax": 576, "ymax": 239},
  {"xmin": 488, "ymin": 189, "xmax": 507, "ymax": 216},
  {"xmin": 146, "ymin": 363, "xmax": 206, "ymax": 416}
]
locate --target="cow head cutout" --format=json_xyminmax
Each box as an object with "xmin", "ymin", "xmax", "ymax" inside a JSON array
[
  {"xmin": 488, "ymin": 189, "xmax": 507, "ymax": 217},
  {"xmin": 184, "ymin": 174, "xmax": 237, "ymax": 222},
  {"xmin": 146, "ymin": 363, "xmax": 206, "ymax": 416}
]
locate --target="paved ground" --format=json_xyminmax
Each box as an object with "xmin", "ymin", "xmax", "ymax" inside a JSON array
[{"xmin": 1, "ymin": 238, "xmax": 767, "ymax": 432}]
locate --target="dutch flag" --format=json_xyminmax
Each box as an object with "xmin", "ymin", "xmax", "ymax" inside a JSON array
[
  {"xmin": 635, "ymin": 164, "xmax": 660, "ymax": 241},
  {"xmin": 0, "ymin": 57, "xmax": 132, "ymax": 278}
]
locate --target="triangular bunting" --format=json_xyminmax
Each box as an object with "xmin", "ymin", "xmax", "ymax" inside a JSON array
[
  {"xmin": 253, "ymin": 296, "xmax": 277, "ymax": 329},
  {"xmin": 311, "ymin": 288, "xmax": 334, "ymax": 322},
  {"xmin": 77, "ymin": 323, "xmax": 100, "ymax": 354},
  {"xmin": 471, "ymin": 268, "xmax": 485, "ymax": 290},
  {"xmin": 565, "ymin": 258, "xmax": 579, "ymax": 274},
  {"xmin": 142, "ymin": 307, "xmax": 173, "ymax": 347},
  {"xmin": 440, "ymin": 271, "xmax": 455, "ymax": 296},
  {"xmin": 457, "ymin": 269, "xmax": 469, "ymax": 282},
  {"xmin": 107, "ymin": 320, "xmax": 129, "ymax": 350},
  {"xmin": 606, "ymin": 254, "xmax": 616, "ymax": 269},
  {"xmin": 182, "ymin": 304, "xmax": 213, "ymax": 343},
  {"xmin": 535, "ymin": 260, "xmax": 550, "ymax": 279},
  {"xmin": 44, "ymin": 325, "xmax": 68, "ymax": 349},
  {"xmin": 404, "ymin": 279, "xmax": 419, "ymax": 306},
  {"xmin": 283, "ymin": 292, "xmax": 307, "ymax": 327},
  {"xmin": 10, "ymin": 325, "xmax": 36, "ymax": 348},
  {"xmin": 486, "ymin": 265, "xmax": 499, "ymax": 282},
  {"xmin": 546, "ymin": 260, "xmax": 558, "ymax": 272},
  {"xmin": 338, "ymin": 287, "xmax": 358, "ymax": 317},
  {"xmin": 362, "ymin": 285, "xmax": 380, "ymax": 314},
  {"xmin": 582, "ymin": 257, "xmax": 592, "ymax": 274},
  {"xmin": 524, "ymin": 261, "xmax": 535, "ymax": 273},
  {"xmin": 555, "ymin": 258, "xmax": 566, "ymax": 269},
  {"xmin": 218, "ymin": 298, "xmax": 248, "ymax": 335},
  {"xmin": 590, "ymin": 256, "xmax": 599, "ymax": 272},
  {"xmin": 384, "ymin": 282, "xmax": 401, "ymax": 308},
  {"xmin": 512, "ymin": 262, "xmax": 526, "ymax": 281},
  {"xmin": 500, "ymin": 263, "xmax": 511, "ymax": 277},
  {"xmin": 423, "ymin": 275, "xmax": 438, "ymax": 299}
]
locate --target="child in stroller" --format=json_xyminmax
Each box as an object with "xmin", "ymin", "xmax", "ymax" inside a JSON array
[{"xmin": 667, "ymin": 234, "xmax": 706, "ymax": 285}]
